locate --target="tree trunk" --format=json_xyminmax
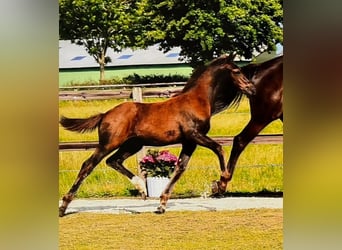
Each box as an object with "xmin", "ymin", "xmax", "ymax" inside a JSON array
[
  {"xmin": 99, "ymin": 62, "xmax": 105, "ymax": 83},
  {"xmin": 99, "ymin": 50, "xmax": 106, "ymax": 83}
]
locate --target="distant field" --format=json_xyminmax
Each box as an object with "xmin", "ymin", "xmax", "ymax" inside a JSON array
[{"xmin": 59, "ymin": 65, "xmax": 193, "ymax": 86}]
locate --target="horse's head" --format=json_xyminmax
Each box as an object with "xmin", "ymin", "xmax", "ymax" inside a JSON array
[
  {"xmin": 231, "ymin": 66, "xmax": 256, "ymax": 96},
  {"xmin": 182, "ymin": 55, "xmax": 256, "ymax": 99},
  {"xmin": 217, "ymin": 63, "xmax": 256, "ymax": 96}
]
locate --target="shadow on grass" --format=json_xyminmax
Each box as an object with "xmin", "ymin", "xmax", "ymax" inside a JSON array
[
  {"xmin": 129, "ymin": 189, "xmax": 283, "ymax": 199},
  {"xmin": 211, "ymin": 190, "xmax": 283, "ymax": 198}
]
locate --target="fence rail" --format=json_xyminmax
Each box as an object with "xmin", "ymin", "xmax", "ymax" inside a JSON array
[
  {"xmin": 59, "ymin": 82, "xmax": 186, "ymax": 91},
  {"xmin": 59, "ymin": 83, "xmax": 186, "ymax": 101},
  {"xmin": 59, "ymin": 134, "xmax": 283, "ymax": 151},
  {"xmin": 59, "ymin": 88, "xmax": 183, "ymax": 101}
]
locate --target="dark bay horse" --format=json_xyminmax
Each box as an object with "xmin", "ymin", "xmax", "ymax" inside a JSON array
[
  {"xmin": 59, "ymin": 55, "xmax": 256, "ymax": 216},
  {"xmin": 212, "ymin": 55, "xmax": 283, "ymax": 194}
]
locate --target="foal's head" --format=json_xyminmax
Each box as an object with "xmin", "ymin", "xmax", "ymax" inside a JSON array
[{"xmin": 209, "ymin": 55, "xmax": 256, "ymax": 96}]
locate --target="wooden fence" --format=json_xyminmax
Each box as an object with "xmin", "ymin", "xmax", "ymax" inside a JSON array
[
  {"xmin": 59, "ymin": 82, "xmax": 185, "ymax": 101},
  {"xmin": 59, "ymin": 134, "xmax": 282, "ymax": 151}
]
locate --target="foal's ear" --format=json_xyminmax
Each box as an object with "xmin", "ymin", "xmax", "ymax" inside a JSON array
[
  {"xmin": 218, "ymin": 64, "xmax": 236, "ymax": 71},
  {"xmin": 227, "ymin": 53, "xmax": 236, "ymax": 61}
]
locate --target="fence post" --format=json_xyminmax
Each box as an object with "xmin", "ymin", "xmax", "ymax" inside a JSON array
[
  {"xmin": 132, "ymin": 87, "xmax": 147, "ymax": 181},
  {"xmin": 132, "ymin": 87, "xmax": 142, "ymax": 102}
]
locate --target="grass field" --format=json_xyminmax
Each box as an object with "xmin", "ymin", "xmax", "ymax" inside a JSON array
[
  {"xmin": 59, "ymin": 97, "xmax": 283, "ymax": 198},
  {"xmin": 59, "ymin": 209, "xmax": 283, "ymax": 249},
  {"xmin": 59, "ymin": 65, "xmax": 193, "ymax": 87}
]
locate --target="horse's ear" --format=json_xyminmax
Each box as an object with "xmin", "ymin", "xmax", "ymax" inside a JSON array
[{"xmin": 227, "ymin": 53, "xmax": 236, "ymax": 61}]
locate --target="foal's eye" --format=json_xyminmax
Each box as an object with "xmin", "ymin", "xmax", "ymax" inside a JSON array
[{"xmin": 232, "ymin": 69, "xmax": 241, "ymax": 74}]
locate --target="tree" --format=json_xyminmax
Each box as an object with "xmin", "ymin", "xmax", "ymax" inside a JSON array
[
  {"xmin": 144, "ymin": 0, "xmax": 283, "ymax": 67},
  {"xmin": 59, "ymin": 0, "xmax": 145, "ymax": 82}
]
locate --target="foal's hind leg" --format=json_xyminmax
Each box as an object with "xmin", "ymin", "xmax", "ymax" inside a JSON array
[
  {"xmin": 59, "ymin": 147, "xmax": 110, "ymax": 217},
  {"xmin": 156, "ymin": 142, "xmax": 197, "ymax": 214},
  {"xmin": 105, "ymin": 139, "xmax": 147, "ymax": 199}
]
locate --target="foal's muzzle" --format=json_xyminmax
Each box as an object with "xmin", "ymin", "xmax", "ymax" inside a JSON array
[
  {"xmin": 241, "ymin": 80, "xmax": 256, "ymax": 96},
  {"xmin": 245, "ymin": 84, "xmax": 256, "ymax": 96}
]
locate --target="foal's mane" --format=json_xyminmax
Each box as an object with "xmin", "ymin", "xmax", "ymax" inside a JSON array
[
  {"xmin": 180, "ymin": 55, "xmax": 243, "ymax": 114},
  {"xmin": 180, "ymin": 66, "xmax": 207, "ymax": 93},
  {"xmin": 181, "ymin": 55, "xmax": 233, "ymax": 93}
]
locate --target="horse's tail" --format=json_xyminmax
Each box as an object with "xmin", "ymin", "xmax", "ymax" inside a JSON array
[{"xmin": 60, "ymin": 113, "xmax": 104, "ymax": 133}]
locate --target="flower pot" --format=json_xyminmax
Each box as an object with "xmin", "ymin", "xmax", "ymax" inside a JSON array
[{"xmin": 146, "ymin": 177, "xmax": 170, "ymax": 198}]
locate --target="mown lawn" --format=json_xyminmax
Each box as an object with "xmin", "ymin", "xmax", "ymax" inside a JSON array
[{"xmin": 59, "ymin": 209, "xmax": 283, "ymax": 249}]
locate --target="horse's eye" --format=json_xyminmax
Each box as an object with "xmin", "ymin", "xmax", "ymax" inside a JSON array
[{"xmin": 232, "ymin": 69, "xmax": 241, "ymax": 74}]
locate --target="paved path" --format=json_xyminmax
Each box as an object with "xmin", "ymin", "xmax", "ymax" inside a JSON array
[{"xmin": 60, "ymin": 197, "xmax": 283, "ymax": 215}]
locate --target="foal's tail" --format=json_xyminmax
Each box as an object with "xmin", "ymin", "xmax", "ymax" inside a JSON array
[{"xmin": 60, "ymin": 113, "xmax": 104, "ymax": 133}]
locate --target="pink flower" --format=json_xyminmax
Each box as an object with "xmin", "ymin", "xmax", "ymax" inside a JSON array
[
  {"xmin": 156, "ymin": 151, "xmax": 177, "ymax": 163},
  {"xmin": 139, "ymin": 149, "xmax": 178, "ymax": 178},
  {"xmin": 141, "ymin": 155, "xmax": 155, "ymax": 163}
]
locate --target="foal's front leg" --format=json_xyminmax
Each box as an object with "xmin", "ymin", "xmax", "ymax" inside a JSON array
[
  {"xmin": 156, "ymin": 143, "xmax": 196, "ymax": 214},
  {"xmin": 190, "ymin": 131, "xmax": 229, "ymax": 195}
]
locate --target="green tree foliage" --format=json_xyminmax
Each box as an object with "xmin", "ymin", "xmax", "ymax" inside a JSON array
[
  {"xmin": 145, "ymin": 0, "xmax": 283, "ymax": 67},
  {"xmin": 59, "ymin": 0, "xmax": 146, "ymax": 81},
  {"xmin": 59, "ymin": 0, "xmax": 282, "ymax": 79}
]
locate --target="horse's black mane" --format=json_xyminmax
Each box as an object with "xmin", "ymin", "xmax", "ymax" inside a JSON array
[
  {"xmin": 180, "ymin": 55, "xmax": 243, "ymax": 114},
  {"xmin": 181, "ymin": 55, "xmax": 235, "ymax": 93},
  {"xmin": 180, "ymin": 65, "xmax": 207, "ymax": 93},
  {"xmin": 211, "ymin": 79, "xmax": 242, "ymax": 115}
]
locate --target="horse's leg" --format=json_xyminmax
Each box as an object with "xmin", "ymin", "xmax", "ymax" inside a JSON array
[
  {"xmin": 59, "ymin": 147, "xmax": 110, "ymax": 217},
  {"xmin": 188, "ymin": 131, "xmax": 229, "ymax": 194},
  {"xmin": 105, "ymin": 139, "xmax": 147, "ymax": 199},
  {"xmin": 213, "ymin": 119, "xmax": 270, "ymax": 194},
  {"xmin": 156, "ymin": 142, "xmax": 197, "ymax": 214}
]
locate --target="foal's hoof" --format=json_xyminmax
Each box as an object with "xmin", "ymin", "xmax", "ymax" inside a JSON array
[
  {"xmin": 154, "ymin": 206, "xmax": 166, "ymax": 214},
  {"xmin": 59, "ymin": 207, "xmax": 66, "ymax": 217},
  {"xmin": 141, "ymin": 192, "xmax": 147, "ymax": 201}
]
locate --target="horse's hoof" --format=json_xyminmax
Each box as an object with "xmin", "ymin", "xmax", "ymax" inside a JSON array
[
  {"xmin": 131, "ymin": 176, "xmax": 147, "ymax": 198},
  {"xmin": 211, "ymin": 180, "xmax": 220, "ymax": 194},
  {"xmin": 211, "ymin": 180, "xmax": 226, "ymax": 198},
  {"xmin": 59, "ymin": 207, "xmax": 66, "ymax": 217},
  {"xmin": 154, "ymin": 206, "xmax": 166, "ymax": 214}
]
